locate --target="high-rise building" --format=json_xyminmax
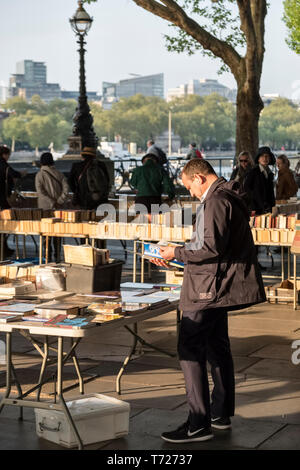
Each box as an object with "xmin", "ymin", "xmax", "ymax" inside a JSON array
[
  {"xmin": 102, "ymin": 73, "xmax": 164, "ymax": 109},
  {"xmin": 0, "ymin": 81, "xmax": 9, "ymax": 103},
  {"xmin": 9, "ymin": 60, "xmax": 61, "ymax": 102},
  {"xmin": 167, "ymin": 78, "xmax": 237, "ymax": 102}
]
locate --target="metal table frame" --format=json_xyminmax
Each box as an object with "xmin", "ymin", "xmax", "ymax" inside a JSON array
[{"xmin": 0, "ymin": 301, "xmax": 180, "ymax": 449}]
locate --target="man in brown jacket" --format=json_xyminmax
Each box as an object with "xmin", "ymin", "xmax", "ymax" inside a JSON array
[{"xmin": 157, "ymin": 159, "xmax": 266, "ymax": 444}]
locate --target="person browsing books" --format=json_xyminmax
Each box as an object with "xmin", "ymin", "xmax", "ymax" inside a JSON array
[
  {"xmin": 35, "ymin": 152, "xmax": 69, "ymax": 262},
  {"xmin": 152, "ymin": 158, "xmax": 265, "ymax": 444},
  {"xmin": 130, "ymin": 154, "xmax": 175, "ymax": 219}
]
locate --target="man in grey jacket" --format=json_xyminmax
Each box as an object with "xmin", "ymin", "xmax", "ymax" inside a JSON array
[{"xmin": 156, "ymin": 158, "xmax": 265, "ymax": 444}]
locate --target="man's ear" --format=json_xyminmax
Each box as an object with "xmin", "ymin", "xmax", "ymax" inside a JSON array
[{"xmin": 194, "ymin": 174, "xmax": 205, "ymax": 185}]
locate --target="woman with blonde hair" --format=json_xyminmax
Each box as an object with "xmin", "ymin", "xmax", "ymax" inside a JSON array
[
  {"xmin": 276, "ymin": 154, "xmax": 298, "ymax": 201},
  {"xmin": 230, "ymin": 151, "xmax": 254, "ymax": 190}
]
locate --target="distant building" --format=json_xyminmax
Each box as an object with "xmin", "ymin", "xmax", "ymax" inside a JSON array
[
  {"xmin": 167, "ymin": 78, "xmax": 237, "ymax": 103},
  {"xmin": 61, "ymin": 90, "xmax": 100, "ymax": 102},
  {"xmin": 0, "ymin": 81, "xmax": 9, "ymax": 103},
  {"xmin": 261, "ymin": 93, "xmax": 280, "ymax": 106},
  {"xmin": 9, "ymin": 60, "xmax": 61, "ymax": 102},
  {"xmin": 8, "ymin": 60, "xmax": 100, "ymax": 104},
  {"xmin": 102, "ymin": 73, "xmax": 164, "ymax": 109}
]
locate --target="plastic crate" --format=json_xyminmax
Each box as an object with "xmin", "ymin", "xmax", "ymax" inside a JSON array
[
  {"xmin": 34, "ymin": 393, "xmax": 130, "ymax": 448},
  {"xmin": 65, "ymin": 259, "xmax": 124, "ymax": 294}
]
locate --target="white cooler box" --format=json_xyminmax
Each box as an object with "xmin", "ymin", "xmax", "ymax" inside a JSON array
[{"xmin": 34, "ymin": 393, "xmax": 130, "ymax": 448}]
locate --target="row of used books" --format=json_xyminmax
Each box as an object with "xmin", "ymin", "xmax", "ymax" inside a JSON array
[
  {"xmin": 251, "ymin": 228, "xmax": 296, "ymax": 244},
  {"xmin": 0, "ymin": 208, "xmax": 98, "ymax": 222},
  {"xmin": 0, "ymin": 220, "xmax": 193, "ymax": 241},
  {"xmin": 0, "ymin": 284, "xmax": 181, "ymax": 327},
  {"xmin": 249, "ymin": 213, "xmax": 299, "ymax": 230}
]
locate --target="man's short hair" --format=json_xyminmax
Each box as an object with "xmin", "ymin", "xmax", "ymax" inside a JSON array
[
  {"xmin": 147, "ymin": 140, "xmax": 155, "ymax": 146},
  {"xmin": 190, "ymin": 142, "xmax": 197, "ymax": 148},
  {"xmin": 182, "ymin": 158, "xmax": 217, "ymax": 178}
]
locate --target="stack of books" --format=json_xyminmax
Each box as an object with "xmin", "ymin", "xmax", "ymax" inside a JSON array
[
  {"xmin": 0, "ymin": 301, "xmax": 35, "ymax": 323},
  {"xmin": 86, "ymin": 301, "xmax": 124, "ymax": 323}
]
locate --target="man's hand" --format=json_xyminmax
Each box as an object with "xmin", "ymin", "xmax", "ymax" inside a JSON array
[
  {"xmin": 159, "ymin": 246, "xmax": 176, "ymax": 260},
  {"xmin": 149, "ymin": 258, "xmax": 170, "ymax": 269}
]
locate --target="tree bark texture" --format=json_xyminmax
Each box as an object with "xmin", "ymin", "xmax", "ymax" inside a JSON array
[{"xmin": 132, "ymin": 0, "xmax": 267, "ymax": 160}]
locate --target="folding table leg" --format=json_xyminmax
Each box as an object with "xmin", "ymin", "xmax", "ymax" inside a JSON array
[
  {"xmin": 0, "ymin": 332, "xmax": 12, "ymax": 415},
  {"xmin": 56, "ymin": 336, "xmax": 83, "ymax": 450},
  {"xmin": 36, "ymin": 337, "xmax": 49, "ymax": 401}
]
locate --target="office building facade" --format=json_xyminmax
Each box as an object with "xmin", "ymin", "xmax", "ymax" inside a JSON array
[
  {"xmin": 102, "ymin": 73, "xmax": 164, "ymax": 109},
  {"xmin": 167, "ymin": 78, "xmax": 237, "ymax": 103}
]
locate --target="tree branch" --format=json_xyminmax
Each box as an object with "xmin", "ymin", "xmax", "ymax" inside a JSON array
[{"xmin": 132, "ymin": 0, "xmax": 242, "ymax": 78}]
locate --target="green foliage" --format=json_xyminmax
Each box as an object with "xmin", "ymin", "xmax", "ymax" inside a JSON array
[
  {"xmin": 91, "ymin": 93, "xmax": 235, "ymax": 149},
  {"xmin": 164, "ymin": 0, "xmax": 245, "ymax": 74},
  {"xmin": 0, "ymin": 96, "xmax": 73, "ymax": 150},
  {"xmin": 283, "ymin": 0, "xmax": 300, "ymax": 54},
  {"xmin": 259, "ymin": 97, "xmax": 300, "ymax": 148}
]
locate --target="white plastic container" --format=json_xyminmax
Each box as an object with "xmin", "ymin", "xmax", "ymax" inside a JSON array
[{"xmin": 34, "ymin": 393, "xmax": 130, "ymax": 448}]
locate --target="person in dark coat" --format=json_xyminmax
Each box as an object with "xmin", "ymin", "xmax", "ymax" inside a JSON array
[
  {"xmin": 152, "ymin": 158, "xmax": 265, "ymax": 444},
  {"xmin": 68, "ymin": 146, "xmax": 109, "ymax": 210},
  {"xmin": 0, "ymin": 145, "xmax": 24, "ymax": 257},
  {"xmin": 243, "ymin": 146, "xmax": 276, "ymax": 215},
  {"xmin": 230, "ymin": 151, "xmax": 254, "ymax": 191},
  {"xmin": 0, "ymin": 145, "xmax": 23, "ymax": 210}
]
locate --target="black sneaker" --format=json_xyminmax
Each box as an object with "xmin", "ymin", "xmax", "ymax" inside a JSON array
[
  {"xmin": 161, "ymin": 421, "xmax": 213, "ymax": 443},
  {"xmin": 211, "ymin": 416, "xmax": 231, "ymax": 430}
]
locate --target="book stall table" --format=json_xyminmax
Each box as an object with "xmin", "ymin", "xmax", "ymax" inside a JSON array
[{"xmin": 0, "ymin": 299, "xmax": 179, "ymax": 449}]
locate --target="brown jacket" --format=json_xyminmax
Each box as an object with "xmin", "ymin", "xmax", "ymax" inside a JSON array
[
  {"xmin": 276, "ymin": 168, "xmax": 298, "ymax": 201},
  {"xmin": 175, "ymin": 178, "xmax": 266, "ymax": 312}
]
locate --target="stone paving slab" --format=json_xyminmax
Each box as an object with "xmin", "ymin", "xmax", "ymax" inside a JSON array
[
  {"xmin": 243, "ymin": 358, "xmax": 300, "ymax": 380},
  {"xmin": 228, "ymin": 316, "xmax": 300, "ymax": 334},
  {"xmin": 232, "ymin": 393, "xmax": 300, "ymax": 425},
  {"xmin": 235, "ymin": 375, "xmax": 300, "ymax": 400},
  {"xmin": 102, "ymin": 408, "xmax": 285, "ymax": 450},
  {"xmin": 258, "ymin": 424, "xmax": 300, "ymax": 449},
  {"xmin": 249, "ymin": 343, "xmax": 295, "ymax": 361}
]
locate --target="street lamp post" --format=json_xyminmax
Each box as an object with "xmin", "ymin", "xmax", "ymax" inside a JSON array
[
  {"xmin": 64, "ymin": 1, "xmax": 98, "ymax": 158},
  {"xmin": 168, "ymin": 110, "xmax": 172, "ymax": 156}
]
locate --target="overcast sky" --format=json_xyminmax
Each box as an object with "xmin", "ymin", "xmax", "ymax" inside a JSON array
[{"xmin": 1, "ymin": 0, "xmax": 299, "ymax": 99}]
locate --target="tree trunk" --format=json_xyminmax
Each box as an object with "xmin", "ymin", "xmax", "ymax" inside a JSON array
[
  {"xmin": 235, "ymin": 84, "xmax": 264, "ymax": 161},
  {"xmin": 11, "ymin": 137, "xmax": 15, "ymax": 153}
]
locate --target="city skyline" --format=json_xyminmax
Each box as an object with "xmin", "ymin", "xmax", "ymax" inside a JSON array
[{"xmin": 0, "ymin": 0, "xmax": 299, "ymax": 101}]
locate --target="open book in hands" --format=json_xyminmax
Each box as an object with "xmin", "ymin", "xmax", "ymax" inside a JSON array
[{"xmin": 143, "ymin": 241, "xmax": 184, "ymax": 269}]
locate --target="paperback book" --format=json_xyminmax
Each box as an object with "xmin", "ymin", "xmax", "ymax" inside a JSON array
[
  {"xmin": 0, "ymin": 302, "xmax": 35, "ymax": 316},
  {"xmin": 0, "ymin": 314, "xmax": 23, "ymax": 323},
  {"xmin": 143, "ymin": 242, "xmax": 184, "ymax": 269},
  {"xmin": 43, "ymin": 314, "xmax": 93, "ymax": 329}
]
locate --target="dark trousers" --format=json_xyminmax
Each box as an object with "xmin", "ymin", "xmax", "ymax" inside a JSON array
[{"xmin": 178, "ymin": 307, "xmax": 235, "ymax": 430}]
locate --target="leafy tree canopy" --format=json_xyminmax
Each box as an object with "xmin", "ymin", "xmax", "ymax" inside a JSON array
[{"xmin": 283, "ymin": 0, "xmax": 300, "ymax": 54}]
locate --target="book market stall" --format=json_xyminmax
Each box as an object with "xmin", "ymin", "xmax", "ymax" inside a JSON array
[{"xmin": 0, "ymin": 195, "xmax": 300, "ymax": 448}]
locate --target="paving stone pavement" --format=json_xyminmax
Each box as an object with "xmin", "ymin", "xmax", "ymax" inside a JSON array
[{"xmin": 0, "ymin": 241, "xmax": 299, "ymax": 450}]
